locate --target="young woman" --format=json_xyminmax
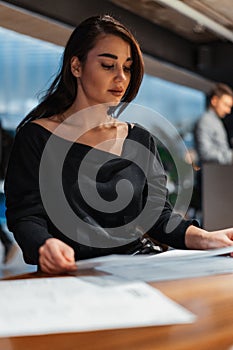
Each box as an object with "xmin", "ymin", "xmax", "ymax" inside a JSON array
[{"xmin": 5, "ymin": 15, "xmax": 233, "ymax": 274}]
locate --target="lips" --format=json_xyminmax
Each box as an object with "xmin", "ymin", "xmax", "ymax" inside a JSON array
[{"xmin": 108, "ymin": 89, "xmax": 124, "ymax": 96}]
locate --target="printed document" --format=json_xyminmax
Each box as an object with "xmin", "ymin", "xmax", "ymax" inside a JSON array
[
  {"xmin": 76, "ymin": 246, "xmax": 233, "ymax": 282},
  {"xmin": 0, "ymin": 277, "xmax": 195, "ymax": 337}
]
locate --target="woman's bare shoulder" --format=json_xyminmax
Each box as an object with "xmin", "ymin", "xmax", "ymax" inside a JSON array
[{"xmin": 31, "ymin": 116, "xmax": 61, "ymax": 133}]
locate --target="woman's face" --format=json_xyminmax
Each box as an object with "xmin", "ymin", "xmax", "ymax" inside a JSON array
[{"xmin": 72, "ymin": 34, "xmax": 132, "ymax": 109}]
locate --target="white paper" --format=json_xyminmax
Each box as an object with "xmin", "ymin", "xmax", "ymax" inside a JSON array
[
  {"xmin": 77, "ymin": 253, "xmax": 150, "ymax": 270},
  {"xmin": 77, "ymin": 246, "xmax": 233, "ymax": 270},
  {"xmin": 94, "ymin": 247, "xmax": 233, "ymax": 282},
  {"xmin": 98, "ymin": 255, "xmax": 233, "ymax": 282},
  {"xmin": 0, "ymin": 277, "xmax": 195, "ymax": 337}
]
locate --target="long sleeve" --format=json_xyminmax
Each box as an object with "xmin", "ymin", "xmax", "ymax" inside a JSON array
[
  {"xmin": 144, "ymin": 135, "xmax": 198, "ymax": 249},
  {"xmin": 195, "ymin": 109, "xmax": 233, "ymax": 164},
  {"xmin": 4, "ymin": 122, "xmax": 198, "ymax": 262},
  {"xmin": 4, "ymin": 124, "xmax": 53, "ymax": 264}
]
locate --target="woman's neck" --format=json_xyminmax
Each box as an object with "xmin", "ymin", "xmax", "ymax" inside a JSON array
[{"xmin": 61, "ymin": 102, "xmax": 114, "ymax": 130}]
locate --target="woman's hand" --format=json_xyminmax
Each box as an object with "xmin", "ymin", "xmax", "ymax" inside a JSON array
[
  {"xmin": 39, "ymin": 238, "xmax": 78, "ymax": 274},
  {"xmin": 185, "ymin": 225, "xmax": 233, "ymax": 256}
]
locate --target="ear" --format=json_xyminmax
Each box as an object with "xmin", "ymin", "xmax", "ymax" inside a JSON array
[
  {"xmin": 210, "ymin": 95, "xmax": 219, "ymax": 108},
  {"xmin": 71, "ymin": 56, "xmax": 82, "ymax": 77}
]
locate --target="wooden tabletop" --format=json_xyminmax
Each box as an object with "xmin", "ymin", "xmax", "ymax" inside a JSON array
[{"xmin": 1, "ymin": 270, "xmax": 233, "ymax": 350}]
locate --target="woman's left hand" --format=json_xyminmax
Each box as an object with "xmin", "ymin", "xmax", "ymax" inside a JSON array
[{"xmin": 185, "ymin": 225, "xmax": 233, "ymax": 256}]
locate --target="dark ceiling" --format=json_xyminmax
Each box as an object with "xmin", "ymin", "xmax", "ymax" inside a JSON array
[{"xmin": 0, "ymin": 0, "xmax": 233, "ymax": 89}]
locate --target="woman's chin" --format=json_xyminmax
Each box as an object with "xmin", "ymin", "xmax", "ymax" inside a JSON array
[{"xmin": 106, "ymin": 100, "xmax": 122, "ymax": 108}]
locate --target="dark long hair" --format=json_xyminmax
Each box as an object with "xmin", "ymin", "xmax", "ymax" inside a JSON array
[{"xmin": 18, "ymin": 14, "xmax": 144, "ymax": 130}]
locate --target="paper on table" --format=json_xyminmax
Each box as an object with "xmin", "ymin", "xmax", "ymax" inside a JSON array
[
  {"xmin": 76, "ymin": 246, "xmax": 233, "ymax": 270},
  {"xmin": 0, "ymin": 277, "xmax": 195, "ymax": 337},
  {"xmin": 150, "ymin": 246, "xmax": 233, "ymax": 260},
  {"xmin": 95, "ymin": 247, "xmax": 233, "ymax": 282},
  {"xmin": 98, "ymin": 256, "xmax": 233, "ymax": 282}
]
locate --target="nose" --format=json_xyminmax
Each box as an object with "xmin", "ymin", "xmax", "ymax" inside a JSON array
[
  {"xmin": 115, "ymin": 67, "xmax": 127, "ymax": 82},
  {"xmin": 224, "ymin": 104, "xmax": 232, "ymax": 114}
]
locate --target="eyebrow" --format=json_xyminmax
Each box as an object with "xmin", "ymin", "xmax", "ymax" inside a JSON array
[{"xmin": 98, "ymin": 53, "xmax": 132, "ymax": 61}]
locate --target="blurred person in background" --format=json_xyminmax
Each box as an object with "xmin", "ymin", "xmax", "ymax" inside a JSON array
[
  {"xmin": 193, "ymin": 83, "xmax": 233, "ymax": 219},
  {"xmin": 195, "ymin": 83, "xmax": 233, "ymax": 165}
]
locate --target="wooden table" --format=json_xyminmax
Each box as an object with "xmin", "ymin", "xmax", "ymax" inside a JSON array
[{"xmin": 1, "ymin": 269, "xmax": 233, "ymax": 350}]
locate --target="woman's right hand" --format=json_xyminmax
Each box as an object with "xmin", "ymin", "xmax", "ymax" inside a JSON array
[{"xmin": 38, "ymin": 238, "xmax": 78, "ymax": 274}]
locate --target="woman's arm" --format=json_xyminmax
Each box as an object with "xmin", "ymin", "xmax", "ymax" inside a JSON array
[
  {"xmin": 145, "ymin": 132, "xmax": 233, "ymax": 251},
  {"xmin": 185, "ymin": 225, "xmax": 233, "ymax": 251},
  {"xmin": 142, "ymin": 133, "xmax": 196, "ymax": 248},
  {"xmin": 5, "ymin": 124, "xmax": 51, "ymax": 263},
  {"xmin": 5, "ymin": 123, "xmax": 77, "ymax": 272}
]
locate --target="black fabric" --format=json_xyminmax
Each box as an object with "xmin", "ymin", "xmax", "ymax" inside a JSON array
[
  {"xmin": 0, "ymin": 126, "xmax": 14, "ymax": 180},
  {"xmin": 5, "ymin": 122, "xmax": 196, "ymax": 265},
  {"xmin": 0, "ymin": 226, "xmax": 12, "ymax": 245}
]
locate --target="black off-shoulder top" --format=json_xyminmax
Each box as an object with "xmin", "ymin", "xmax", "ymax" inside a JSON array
[{"xmin": 5, "ymin": 122, "xmax": 196, "ymax": 264}]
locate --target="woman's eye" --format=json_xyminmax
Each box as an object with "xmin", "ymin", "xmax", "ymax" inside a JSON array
[
  {"xmin": 101, "ymin": 63, "xmax": 132, "ymax": 73},
  {"xmin": 124, "ymin": 66, "xmax": 132, "ymax": 73},
  {"xmin": 101, "ymin": 63, "xmax": 114, "ymax": 70}
]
